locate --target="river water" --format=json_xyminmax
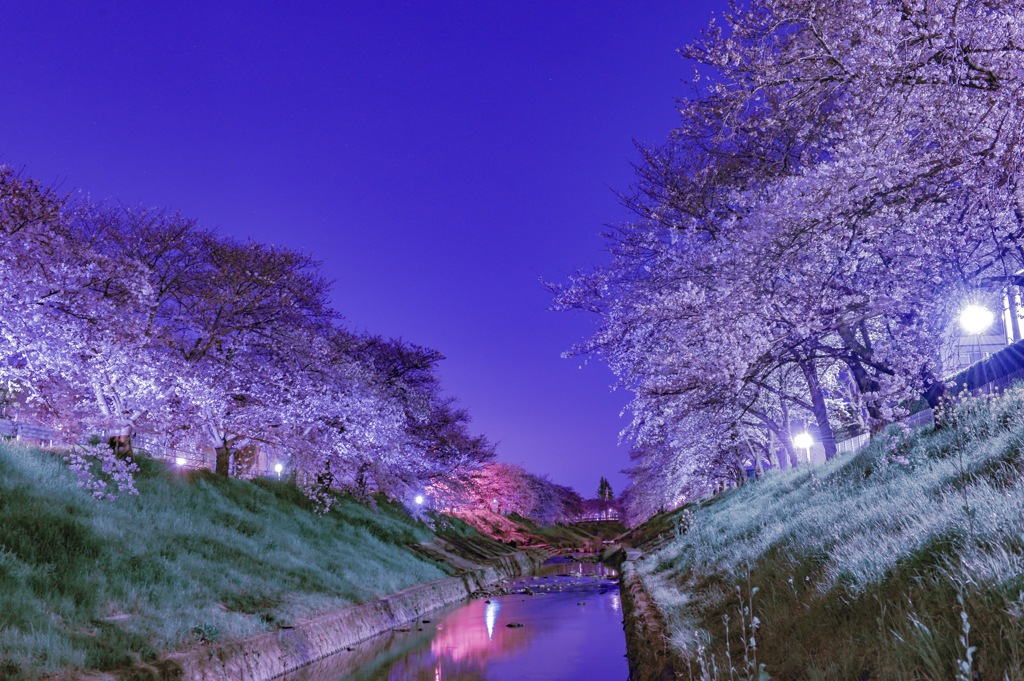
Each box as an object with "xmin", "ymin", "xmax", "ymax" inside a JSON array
[{"xmin": 280, "ymin": 562, "xmax": 629, "ymax": 681}]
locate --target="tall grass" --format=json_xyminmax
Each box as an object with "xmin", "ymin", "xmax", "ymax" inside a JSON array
[
  {"xmin": 638, "ymin": 387, "xmax": 1024, "ymax": 680},
  {"xmin": 0, "ymin": 442, "xmax": 450, "ymax": 679}
]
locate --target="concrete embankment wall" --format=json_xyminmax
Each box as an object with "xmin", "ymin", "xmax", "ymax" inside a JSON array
[
  {"xmin": 619, "ymin": 552, "xmax": 686, "ymax": 681},
  {"xmin": 138, "ymin": 551, "xmax": 540, "ymax": 681}
]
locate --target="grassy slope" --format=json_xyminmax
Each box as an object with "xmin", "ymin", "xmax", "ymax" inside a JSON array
[
  {"xmin": 637, "ymin": 389, "xmax": 1024, "ymax": 680},
  {"xmin": 0, "ymin": 443, "xmax": 455, "ymax": 679}
]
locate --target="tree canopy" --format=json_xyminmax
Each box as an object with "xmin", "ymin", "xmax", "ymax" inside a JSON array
[
  {"xmin": 557, "ymin": 0, "xmax": 1024, "ymax": 523},
  {"xmin": 0, "ymin": 169, "xmax": 505, "ymax": 509}
]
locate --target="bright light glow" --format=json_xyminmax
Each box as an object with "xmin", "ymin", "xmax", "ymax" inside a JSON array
[
  {"xmin": 414, "ymin": 494, "xmax": 425, "ymax": 505},
  {"xmin": 484, "ymin": 599, "xmax": 501, "ymax": 640},
  {"xmin": 793, "ymin": 432, "xmax": 814, "ymax": 450},
  {"xmin": 273, "ymin": 463, "xmax": 283, "ymax": 474},
  {"xmin": 175, "ymin": 456, "xmax": 186, "ymax": 466},
  {"xmin": 959, "ymin": 304, "xmax": 995, "ymax": 335}
]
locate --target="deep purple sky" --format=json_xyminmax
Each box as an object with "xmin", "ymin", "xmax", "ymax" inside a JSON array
[{"xmin": 2, "ymin": 2, "xmax": 723, "ymax": 496}]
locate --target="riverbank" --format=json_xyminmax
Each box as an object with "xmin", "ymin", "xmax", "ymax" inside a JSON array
[
  {"xmin": 276, "ymin": 561, "xmax": 627, "ymax": 681},
  {"xmin": 0, "ymin": 443, "xmax": 527, "ymax": 680},
  {"xmin": 625, "ymin": 388, "xmax": 1024, "ymax": 679},
  {"xmin": 132, "ymin": 551, "xmax": 544, "ymax": 680},
  {"xmin": 617, "ymin": 549, "xmax": 684, "ymax": 681}
]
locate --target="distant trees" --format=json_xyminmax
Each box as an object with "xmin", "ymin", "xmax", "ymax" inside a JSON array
[
  {"xmin": 0, "ymin": 167, "xmax": 497, "ymax": 505},
  {"xmin": 573, "ymin": 477, "xmax": 619, "ymax": 521},
  {"xmin": 467, "ymin": 462, "xmax": 584, "ymax": 525},
  {"xmin": 557, "ymin": 0, "xmax": 1024, "ymax": 522},
  {"xmin": 595, "ymin": 476, "xmax": 615, "ymax": 519}
]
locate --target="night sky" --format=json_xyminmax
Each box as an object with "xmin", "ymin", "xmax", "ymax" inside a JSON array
[{"xmin": 2, "ymin": 1, "xmax": 723, "ymax": 495}]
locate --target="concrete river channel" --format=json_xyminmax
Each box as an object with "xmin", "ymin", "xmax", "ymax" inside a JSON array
[{"xmin": 278, "ymin": 560, "xmax": 629, "ymax": 681}]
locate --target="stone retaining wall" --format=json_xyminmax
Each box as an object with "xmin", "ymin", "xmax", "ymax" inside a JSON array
[
  {"xmin": 129, "ymin": 551, "xmax": 541, "ymax": 681},
  {"xmin": 620, "ymin": 552, "xmax": 685, "ymax": 681}
]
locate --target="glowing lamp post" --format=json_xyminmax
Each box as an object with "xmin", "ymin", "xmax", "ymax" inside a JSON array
[
  {"xmin": 273, "ymin": 462, "xmax": 283, "ymax": 479},
  {"xmin": 175, "ymin": 456, "xmax": 186, "ymax": 467},
  {"xmin": 414, "ymin": 494, "xmax": 425, "ymax": 506},
  {"xmin": 959, "ymin": 304, "xmax": 995, "ymax": 335},
  {"xmin": 793, "ymin": 432, "xmax": 814, "ymax": 464}
]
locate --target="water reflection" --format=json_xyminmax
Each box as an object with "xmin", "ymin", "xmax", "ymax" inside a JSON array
[
  {"xmin": 428, "ymin": 597, "xmax": 532, "ymax": 671},
  {"xmin": 280, "ymin": 563, "xmax": 628, "ymax": 681},
  {"xmin": 484, "ymin": 599, "xmax": 500, "ymax": 640}
]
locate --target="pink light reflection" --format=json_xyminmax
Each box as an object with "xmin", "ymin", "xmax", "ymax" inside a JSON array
[{"xmin": 429, "ymin": 599, "xmax": 531, "ymax": 667}]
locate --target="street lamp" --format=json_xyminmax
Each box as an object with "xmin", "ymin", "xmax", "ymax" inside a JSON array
[
  {"xmin": 959, "ymin": 304, "xmax": 995, "ymax": 335},
  {"xmin": 175, "ymin": 456, "xmax": 186, "ymax": 467},
  {"xmin": 793, "ymin": 432, "xmax": 814, "ymax": 463},
  {"xmin": 273, "ymin": 462, "xmax": 283, "ymax": 479},
  {"xmin": 414, "ymin": 494, "xmax": 425, "ymax": 505}
]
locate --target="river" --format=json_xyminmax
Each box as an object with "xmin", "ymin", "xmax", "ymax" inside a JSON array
[{"xmin": 279, "ymin": 561, "xmax": 629, "ymax": 681}]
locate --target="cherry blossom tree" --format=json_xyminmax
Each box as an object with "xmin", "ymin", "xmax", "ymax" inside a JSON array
[
  {"xmin": 463, "ymin": 462, "xmax": 583, "ymax": 524},
  {"xmin": 469, "ymin": 462, "xmax": 538, "ymax": 516},
  {"xmin": 353, "ymin": 337, "xmax": 495, "ymax": 497},
  {"xmin": 0, "ymin": 168, "xmax": 72, "ymax": 407},
  {"xmin": 0, "ymin": 172, "xmax": 155, "ymax": 497},
  {"xmin": 559, "ymin": 0, "xmax": 1024, "ymax": 521},
  {"xmin": 528, "ymin": 477, "xmax": 583, "ymax": 526},
  {"xmin": 1, "ymin": 174, "xmax": 505, "ymax": 510}
]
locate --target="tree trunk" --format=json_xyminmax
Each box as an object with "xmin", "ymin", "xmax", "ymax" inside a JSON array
[
  {"xmin": 750, "ymin": 409, "xmax": 797, "ymax": 469},
  {"xmin": 800, "ymin": 358, "xmax": 837, "ymax": 460},
  {"xmin": 838, "ymin": 325, "xmax": 886, "ymax": 432},
  {"xmin": 1008, "ymin": 286, "xmax": 1021, "ymax": 342},
  {"xmin": 108, "ymin": 433, "xmax": 134, "ymax": 460},
  {"xmin": 781, "ymin": 402, "xmax": 800, "ymax": 468},
  {"xmin": 355, "ymin": 463, "xmax": 372, "ymax": 499},
  {"xmin": 744, "ymin": 434, "xmax": 764, "ymax": 478},
  {"xmin": 316, "ymin": 460, "xmax": 334, "ymax": 493},
  {"xmin": 215, "ymin": 445, "xmax": 232, "ymax": 477},
  {"xmin": 771, "ymin": 433, "xmax": 788, "ymax": 470}
]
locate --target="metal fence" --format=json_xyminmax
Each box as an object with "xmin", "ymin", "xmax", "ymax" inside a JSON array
[
  {"xmin": 0, "ymin": 419, "xmax": 61, "ymax": 446},
  {"xmin": 132, "ymin": 434, "xmax": 215, "ymax": 469},
  {"xmin": 835, "ymin": 432, "xmax": 869, "ymax": 454},
  {"xmin": 828, "ymin": 340, "xmax": 1024, "ymax": 456},
  {"xmin": 0, "ymin": 419, "xmax": 279, "ymax": 477},
  {"xmin": 905, "ymin": 408, "xmax": 935, "ymax": 430},
  {"xmin": 132, "ymin": 434, "xmax": 281, "ymax": 477},
  {"xmin": 833, "ymin": 407, "xmax": 937, "ymax": 456}
]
